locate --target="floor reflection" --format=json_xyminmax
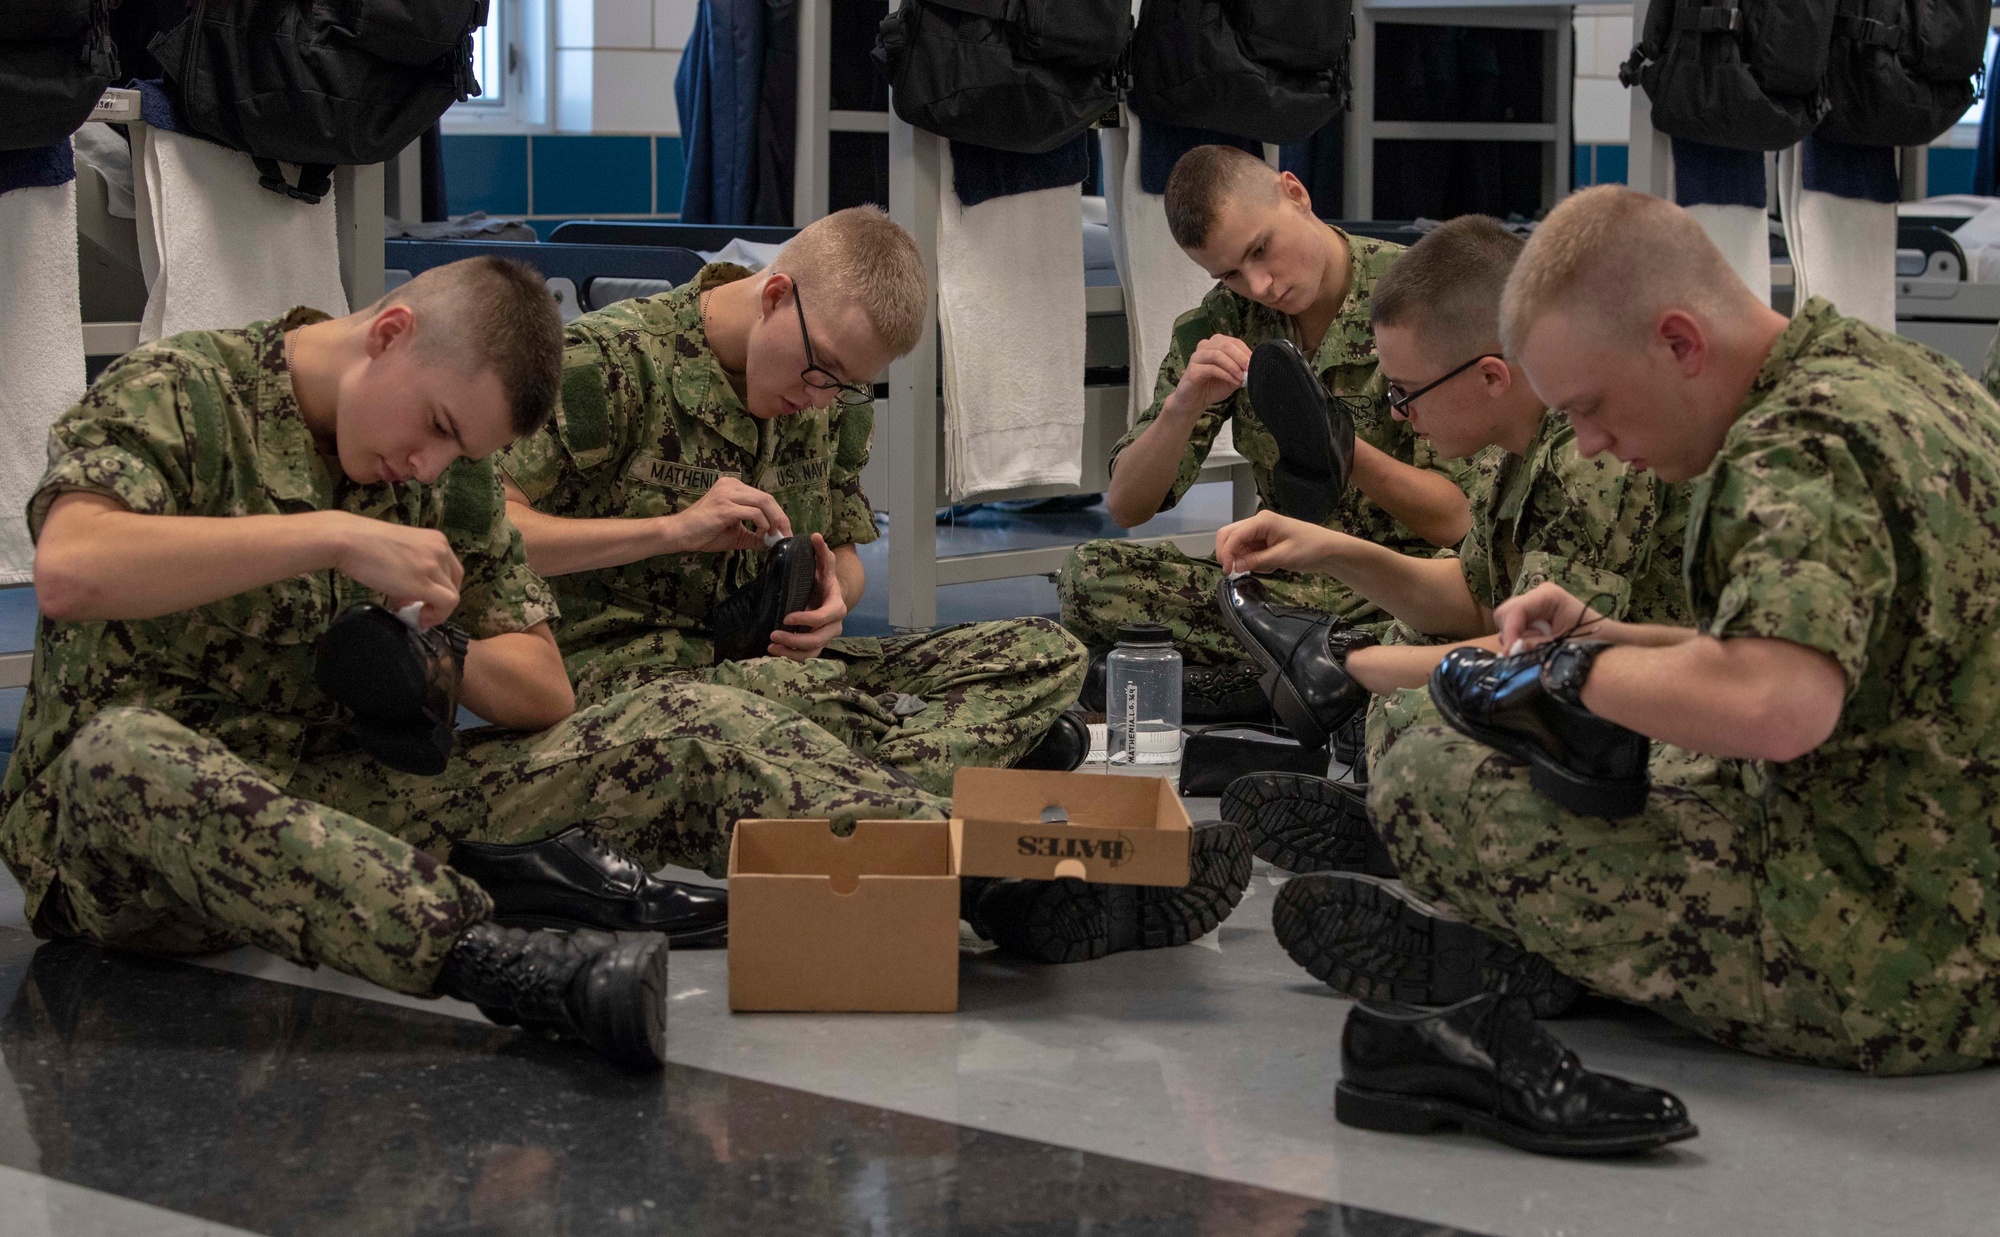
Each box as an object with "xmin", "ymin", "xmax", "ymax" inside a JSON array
[{"xmin": 0, "ymin": 932, "xmax": 1478, "ymax": 1237}]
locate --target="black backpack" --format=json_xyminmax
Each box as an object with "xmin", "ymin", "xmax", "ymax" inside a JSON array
[
  {"xmin": 0, "ymin": 0, "xmax": 119, "ymax": 151},
  {"xmin": 1127, "ymin": 0, "xmax": 1354, "ymax": 145},
  {"xmin": 872, "ymin": 0, "xmax": 1132, "ymax": 155},
  {"xmin": 1818, "ymin": 0, "xmax": 1991, "ymax": 146},
  {"xmin": 1620, "ymin": 0, "xmax": 1837, "ymax": 150},
  {"xmin": 151, "ymin": 0, "xmax": 488, "ymax": 203}
]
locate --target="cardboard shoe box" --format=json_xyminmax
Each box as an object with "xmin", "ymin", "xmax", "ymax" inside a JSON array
[
  {"xmin": 951, "ymin": 766, "xmax": 1191, "ymax": 888},
  {"xmin": 727, "ymin": 817, "xmax": 960, "ymax": 1013},
  {"xmin": 728, "ymin": 768, "xmax": 1192, "ymax": 1013}
]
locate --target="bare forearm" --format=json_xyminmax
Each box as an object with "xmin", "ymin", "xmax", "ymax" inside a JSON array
[
  {"xmin": 1346, "ymin": 637, "xmax": 1503, "ymax": 694},
  {"xmin": 505, "ymin": 499, "xmax": 668, "ymax": 577},
  {"xmin": 460, "ymin": 625, "xmax": 575, "ymax": 731},
  {"xmin": 1318, "ymin": 536, "xmax": 1489, "ymax": 637},
  {"xmin": 36, "ymin": 504, "xmax": 350, "ymax": 621},
  {"xmin": 833, "ymin": 544, "xmax": 865, "ymax": 609},
  {"xmin": 1350, "ymin": 441, "xmax": 1472, "ymax": 548},
  {"xmin": 1580, "ymin": 636, "xmax": 1844, "ymax": 761},
  {"xmin": 1107, "ymin": 397, "xmax": 1202, "ymax": 527}
]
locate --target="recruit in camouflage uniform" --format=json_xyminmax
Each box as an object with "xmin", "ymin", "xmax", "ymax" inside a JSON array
[
  {"xmin": 1059, "ymin": 230, "xmax": 1463, "ymax": 663},
  {"xmin": 498, "ymin": 264, "xmax": 1085, "ymax": 797},
  {"xmin": 1364, "ymin": 411, "xmax": 1692, "ymax": 771},
  {"xmin": 1374, "ymin": 299, "xmax": 2000, "ymax": 1074},
  {"xmin": 0, "ymin": 312, "xmax": 946, "ymax": 998}
]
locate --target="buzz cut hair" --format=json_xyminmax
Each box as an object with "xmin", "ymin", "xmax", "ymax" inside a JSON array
[
  {"xmin": 769, "ymin": 205, "xmax": 927, "ymax": 357},
  {"xmin": 1499, "ymin": 185, "xmax": 1755, "ymax": 357},
  {"xmin": 373, "ymin": 256, "xmax": 563, "ymax": 437},
  {"xmin": 1163, "ymin": 145, "xmax": 1278, "ymax": 250},
  {"xmin": 1371, "ymin": 215, "xmax": 1524, "ymax": 364}
]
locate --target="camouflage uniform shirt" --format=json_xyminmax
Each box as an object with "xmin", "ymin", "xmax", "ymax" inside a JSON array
[
  {"xmin": 1458, "ymin": 412, "xmax": 1691, "ymax": 626},
  {"xmin": 1108, "ymin": 229, "xmax": 1457, "ymax": 552},
  {"xmin": 498, "ymin": 265, "xmax": 877, "ymax": 671},
  {"xmin": 1688, "ymin": 297, "xmax": 2000, "ymax": 1063},
  {"xmin": 0, "ymin": 309, "xmax": 555, "ymax": 925}
]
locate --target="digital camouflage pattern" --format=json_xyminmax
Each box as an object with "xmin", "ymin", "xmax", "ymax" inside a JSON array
[
  {"xmin": 502, "ymin": 265, "xmax": 1085, "ymax": 783},
  {"xmin": 1375, "ymin": 299, "xmax": 2000, "ymax": 1074},
  {"xmin": 1982, "ymin": 325, "xmax": 2000, "ymax": 402},
  {"xmin": 498, "ymin": 263, "xmax": 879, "ymax": 674},
  {"xmin": 4, "ymin": 311, "xmax": 944, "ymax": 994},
  {"xmin": 1064, "ymin": 230, "xmax": 1467, "ymax": 654}
]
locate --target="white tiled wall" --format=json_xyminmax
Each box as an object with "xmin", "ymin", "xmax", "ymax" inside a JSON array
[
  {"xmin": 1573, "ymin": 4, "xmax": 1634, "ymax": 146},
  {"xmin": 555, "ymin": 0, "xmax": 699, "ymax": 133}
]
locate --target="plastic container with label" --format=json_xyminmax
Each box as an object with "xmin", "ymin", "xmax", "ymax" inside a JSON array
[{"xmin": 1105, "ymin": 621, "xmax": 1182, "ymax": 765}]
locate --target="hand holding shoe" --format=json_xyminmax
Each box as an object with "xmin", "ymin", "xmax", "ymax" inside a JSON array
[
  {"xmin": 1495, "ymin": 582, "xmax": 1615, "ymax": 653},
  {"xmin": 663, "ymin": 476, "xmax": 795, "ymax": 554},
  {"xmin": 1215, "ymin": 511, "xmax": 1344, "ymax": 577},
  {"xmin": 765, "ymin": 533, "xmax": 845, "ymax": 660}
]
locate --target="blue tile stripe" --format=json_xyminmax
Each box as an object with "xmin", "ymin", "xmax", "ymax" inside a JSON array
[{"xmin": 441, "ymin": 134, "xmax": 686, "ymax": 220}]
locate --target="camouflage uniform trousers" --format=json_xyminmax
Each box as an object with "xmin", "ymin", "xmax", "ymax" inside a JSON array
[
  {"xmin": 1057, "ymin": 539, "xmax": 1386, "ymax": 666},
  {"xmin": 1369, "ymin": 726, "xmax": 1992, "ymax": 1075},
  {"xmin": 38, "ymin": 681, "xmax": 948, "ymax": 997},
  {"xmin": 572, "ymin": 618, "xmax": 1087, "ymax": 798}
]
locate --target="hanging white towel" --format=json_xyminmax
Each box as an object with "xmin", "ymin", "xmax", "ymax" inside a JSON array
[
  {"xmin": 1101, "ymin": 114, "xmax": 1244, "ymax": 464},
  {"xmin": 138, "ymin": 127, "xmax": 349, "ymax": 343},
  {"xmin": 0, "ymin": 178, "xmax": 87, "ymax": 584},
  {"xmin": 936, "ymin": 141, "xmax": 1087, "ymax": 500},
  {"xmin": 1684, "ymin": 204, "xmax": 1773, "ymax": 308},
  {"xmin": 1778, "ymin": 146, "xmax": 1896, "ymax": 331}
]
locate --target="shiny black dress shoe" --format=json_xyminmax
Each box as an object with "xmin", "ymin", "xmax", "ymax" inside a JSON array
[
  {"xmin": 1011, "ymin": 710, "xmax": 1090, "ymax": 771},
  {"xmin": 1179, "ymin": 722, "xmax": 1325, "ymax": 796},
  {"xmin": 314, "ymin": 603, "xmax": 467, "ymax": 775},
  {"xmin": 1338, "ymin": 993, "xmax": 1697, "ymax": 1157},
  {"xmin": 974, "ymin": 819, "xmax": 1252, "ymax": 963},
  {"xmin": 1216, "ymin": 574, "xmax": 1376, "ymax": 750},
  {"xmin": 1081, "ymin": 647, "xmax": 1273, "ymax": 724},
  {"xmin": 1221, "ymin": 772, "xmax": 1396, "ymax": 876},
  {"xmin": 436, "ymin": 922, "xmax": 669, "ymax": 1071},
  {"xmin": 1428, "ymin": 640, "xmax": 1649, "ymax": 818},
  {"xmin": 1247, "ymin": 338, "xmax": 1353, "ymax": 524},
  {"xmin": 709, "ymin": 534, "xmax": 817, "ymax": 663},
  {"xmin": 1274, "ymin": 871, "xmax": 1580, "ymax": 1017},
  {"xmin": 449, "ymin": 827, "xmax": 729, "ymax": 946}
]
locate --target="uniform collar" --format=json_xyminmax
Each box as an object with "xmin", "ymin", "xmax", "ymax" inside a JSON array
[
  {"xmin": 1739, "ymin": 296, "xmax": 1840, "ymax": 414},
  {"xmin": 249, "ymin": 306, "xmax": 337, "ymax": 508},
  {"xmin": 1493, "ymin": 410, "xmax": 1562, "ymax": 522},
  {"xmin": 669, "ymin": 262, "xmax": 763, "ymax": 458}
]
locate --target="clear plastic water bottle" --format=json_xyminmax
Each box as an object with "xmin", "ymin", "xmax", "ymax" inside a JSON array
[{"xmin": 1106, "ymin": 622, "xmax": 1182, "ymax": 765}]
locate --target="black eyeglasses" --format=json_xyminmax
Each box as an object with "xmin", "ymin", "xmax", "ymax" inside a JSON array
[
  {"xmin": 792, "ymin": 282, "xmax": 875, "ymax": 407},
  {"xmin": 1384, "ymin": 353, "xmax": 1504, "ymax": 419}
]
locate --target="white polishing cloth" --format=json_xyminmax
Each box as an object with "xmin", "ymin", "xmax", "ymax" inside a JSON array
[{"xmin": 0, "ymin": 176, "xmax": 88, "ymax": 584}]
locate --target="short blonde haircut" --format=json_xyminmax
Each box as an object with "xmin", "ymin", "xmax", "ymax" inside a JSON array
[
  {"xmin": 769, "ymin": 205, "xmax": 927, "ymax": 356},
  {"xmin": 1373, "ymin": 215, "xmax": 1523, "ymax": 363},
  {"xmin": 1499, "ymin": 185, "xmax": 1756, "ymax": 357}
]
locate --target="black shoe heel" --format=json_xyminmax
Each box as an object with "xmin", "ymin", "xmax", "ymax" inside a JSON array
[
  {"xmin": 1528, "ymin": 761, "xmax": 1648, "ymax": 819},
  {"xmin": 1334, "ymin": 1082, "xmax": 1449, "ymax": 1135},
  {"xmin": 1262, "ymin": 668, "xmax": 1332, "ymax": 751}
]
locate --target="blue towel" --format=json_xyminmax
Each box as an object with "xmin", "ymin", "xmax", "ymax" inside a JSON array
[
  {"xmin": 1139, "ymin": 117, "xmax": 1260, "ymax": 195},
  {"xmin": 1672, "ymin": 138, "xmax": 1765, "ymax": 209},
  {"xmin": 0, "ymin": 143, "xmax": 75, "ymax": 195},
  {"xmin": 950, "ymin": 135, "xmax": 1089, "ymax": 207},
  {"xmin": 676, "ymin": 0, "xmax": 766, "ymax": 225},
  {"xmin": 135, "ymin": 78, "xmax": 185, "ymax": 133},
  {"xmin": 1800, "ymin": 135, "xmax": 1898, "ymax": 204}
]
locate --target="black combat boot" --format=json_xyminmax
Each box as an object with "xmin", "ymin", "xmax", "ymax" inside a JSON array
[
  {"xmin": 436, "ymin": 922, "xmax": 669, "ymax": 1070},
  {"xmin": 449, "ymin": 828, "xmax": 729, "ymax": 946},
  {"xmin": 1246, "ymin": 338, "xmax": 1354, "ymax": 524},
  {"xmin": 1216, "ymin": 574, "xmax": 1376, "ymax": 750},
  {"xmin": 1338, "ymin": 994, "xmax": 1696, "ymax": 1157},
  {"xmin": 1010, "ymin": 710, "xmax": 1090, "ymax": 771},
  {"xmin": 1221, "ymin": 772, "xmax": 1396, "ymax": 876},
  {"xmin": 1428, "ymin": 640, "xmax": 1649, "ymax": 818},
  {"xmin": 708, "ymin": 535, "xmax": 818, "ymax": 663},
  {"xmin": 972, "ymin": 820, "xmax": 1253, "ymax": 964},
  {"xmin": 315, "ymin": 603, "xmax": 467, "ymax": 776},
  {"xmin": 1273, "ymin": 871, "xmax": 1580, "ymax": 1017}
]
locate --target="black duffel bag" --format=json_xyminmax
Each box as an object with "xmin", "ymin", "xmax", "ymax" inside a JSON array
[
  {"xmin": 151, "ymin": 0, "xmax": 488, "ymax": 203},
  {"xmin": 1620, "ymin": 0, "xmax": 1837, "ymax": 151},
  {"xmin": 0, "ymin": 0, "xmax": 119, "ymax": 151},
  {"xmin": 1819, "ymin": 0, "xmax": 1992, "ymax": 147},
  {"xmin": 872, "ymin": 0, "xmax": 1131, "ymax": 154},
  {"xmin": 1128, "ymin": 0, "xmax": 1354, "ymax": 145}
]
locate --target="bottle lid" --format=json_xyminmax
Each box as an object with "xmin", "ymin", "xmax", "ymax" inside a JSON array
[{"xmin": 1114, "ymin": 622, "xmax": 1173, "ymax": 646}]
